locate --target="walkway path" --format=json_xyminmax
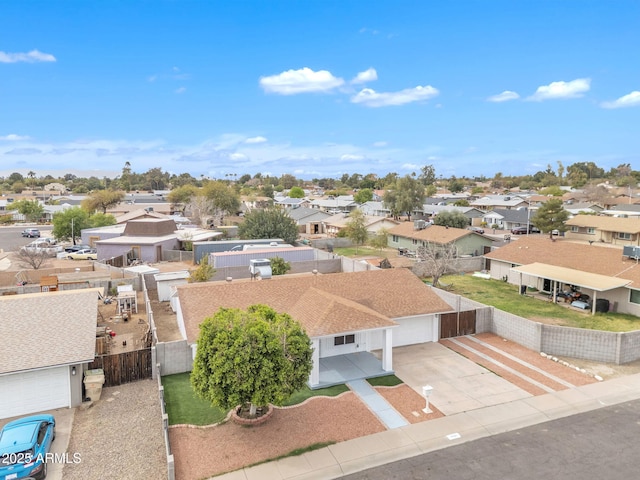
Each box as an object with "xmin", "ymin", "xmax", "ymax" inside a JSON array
[{"xmin": 347, "ymin": 379, "xmax": 408, "ymax": 429}]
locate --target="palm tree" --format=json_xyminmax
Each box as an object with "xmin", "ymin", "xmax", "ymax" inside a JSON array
[{"xmin": 27, "ymin": 171, "xmax": 36, "ymax": 189}]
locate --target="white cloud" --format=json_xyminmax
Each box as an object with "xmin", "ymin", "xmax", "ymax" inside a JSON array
[
  {"xmin": 372, "ymin": 141, "xmax": 388, "ymax": 147},
  {"xmin": 601, "ymin": 91, "xmax": 640, "ymax": 109},
  {"xmin": 351, "ymin": 85, "xmax": 439, "ymax": 107},
  {"xmin": 0, "ymin": 134, "xmax": 29, "ymax": 141},
  {"xmin": 259, "ymin": 67, "xmax": 344, "ymax": 95},
  {"xmin": 351, "ymin": 68, "xmax": 378, "ymax": 84},
  {"xmin": 340, "ymin": 154, "xmax": 364, "ymax": 161},
  {"xmin": 527, "ymin": 78, "xmax": 591, "ymax": 101},
  {"xmin": 175, "ymin": 87, "xmax": 186, "ymax": 94},
  {"xmin": 402, "ymin": 163, "xmax": 421, "ymax": 170},
  {"xmin": 487, "ymin": 90, "xmax": 520, "ymax": 103},
  {"xmin": 244, "ymin": 136, "xmax": 268, "ymax": 144},
  {"xmin": 0, "ymin": 49, "xmax": 56, "ymax": 63}
]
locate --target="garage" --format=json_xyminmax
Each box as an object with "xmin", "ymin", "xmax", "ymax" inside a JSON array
[
  {"xmin": 393, "ymin": 315, "xmax": 437, "ymax": 347},
  {"xmin": 0, "ymin": 366, "xmax": 70, "ymax": 419}
]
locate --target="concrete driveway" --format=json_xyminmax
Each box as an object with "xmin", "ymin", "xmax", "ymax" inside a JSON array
[
  {"xmin": 392, "ymin": 341, "xmax": 531, "ymax": 415},
  {"xmin": 0, "ymin": 407, "xmax": 75, "ymax": 480}
]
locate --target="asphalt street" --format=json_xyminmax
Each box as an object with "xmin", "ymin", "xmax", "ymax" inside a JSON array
[{"xmin": 341, "ymin": 399, "xmax": 640, "ymax": 480}]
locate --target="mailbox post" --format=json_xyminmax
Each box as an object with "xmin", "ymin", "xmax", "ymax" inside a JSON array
[{"xmin": 422, "ymin": 385, "xmax": 433, "ymax": 414}]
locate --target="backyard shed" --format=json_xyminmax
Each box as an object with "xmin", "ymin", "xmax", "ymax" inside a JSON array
[{"xmin": 154, "ymin": 270, "xmax": 190, "ymax": 301}]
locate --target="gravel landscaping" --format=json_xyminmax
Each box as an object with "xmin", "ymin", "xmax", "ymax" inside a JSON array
[{"xmin": 63, "ymin": 379, "xmax": 167, "ymax": 480}]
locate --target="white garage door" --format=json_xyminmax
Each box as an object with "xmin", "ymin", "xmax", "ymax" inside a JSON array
[
  {"xmin": 394, "ymin": 316, "xmax": 436, "ymax": 347},
  {"xmin": 0, "ymin": 367, "xmax": 70, "ymax": 419}
]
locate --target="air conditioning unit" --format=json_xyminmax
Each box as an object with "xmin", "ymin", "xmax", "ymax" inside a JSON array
[
  {"xmin": 623, "ymin": 245, "xmax": 640, "ymax": 260},
  {"xmin": 249, "ymin": 259, "xmax": 272, "ymax": 279}
]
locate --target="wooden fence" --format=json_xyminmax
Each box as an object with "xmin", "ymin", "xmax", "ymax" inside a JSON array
[{"xmin": 88, "ymin": 348, "xmax": 152, "ymax": 387}]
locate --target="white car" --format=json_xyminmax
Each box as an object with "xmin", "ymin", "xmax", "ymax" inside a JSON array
[
  {"xmin": 67, "ymin": 248, "xmax": 98, "ymax": 260},
  {"xmin": 21, "ymin": 241, "xmax": 63, "ymax": 256}
]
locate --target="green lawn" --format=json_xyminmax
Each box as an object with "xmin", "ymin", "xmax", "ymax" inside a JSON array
[
  {"xmin": 161, "ymin": 373, "xmax": 349, "ymax": 424},
  {"xmin": 366, "ymin": 374, "xmax": 403, "ymax": 387},
  {"xmin": 161, "ymin": 373, "xmax": 228, "ymax": 426},
  {"xmin": 334, "ymin": 246, "xmax": 388, "ymax": 257},
  {"xmin": 438, "ymin": 274, "xmax": 640, "ymax": 332}
]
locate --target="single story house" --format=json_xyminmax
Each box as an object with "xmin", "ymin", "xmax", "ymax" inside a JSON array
[
  {"xmin": 308, "ymin": 195, "xmax": 358, "ymax": 213},
  {"xmin": 286, "ymin": 206, "xmax": 332, "ymax": 235},
  {"xmin": 324, "ymin": 214, "xmax": 399, "ymax": 237},
  {"xmin": 564, "ymin": 216, "xmax": 640, "ymax": 246},
  {"xmin": 482, "ymin": 208, "xmax": 534, "ymax": 231},
  {"xmin": 416, "ymin": 205, "xmax": 485, "ymax": 224},
  {"xmin": 471, "ymin": 195, "xmax": 529, "ymax": 211},
  {"xmin": 360, "ymin": 201, "xmax": 391, "ymax": 217},
  {"xmin": 174, "ymin": 269, "xmax": 454, "ymax": 388},
  {"xmin": 0, "ymin": 289, "xmax": 100, "ymax": 419},
  {"xmin": 484, "ymin": 237, "xmax": 640, "ymax": 316},
  {"xmin": 387, "ymin": 223, "xmax": 494, "ymax": 257}
]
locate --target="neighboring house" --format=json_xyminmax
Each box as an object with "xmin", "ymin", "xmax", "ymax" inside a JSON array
[
  {"xmin": 94, "ymin": 218, "xmax": 181, "ymax": 263},
  {"xmin": 42, "ymin": 203, "xmax": 75, "ymax": 222},
  {"xmin": 563, "ymin": 202, "xmax": 603, "ymax": 215},
  {"xmin": 565, "ymin": 216, "xmax": 640, "ymax": 246},
  {"xmin": 48, "ymin": 194, "xmax": 88, "ymax": 206},
  {"xmin": 470, "ymin": 195, "xmax": 529, "ymax": 211},
  {"xmin": 482, "ymin": 208, "xmax": 533, "ymax": 231},
  {"xmin": 44, "ymin": 182, "xmax": 67, "ymax": 193},
  {"xmin": 286, "ymin": 206, "xmax": 332, "ymax": 235},
  {"xmin": 484, "ymin": 237, "xmax": 640, "ymax": 316},
  {"xmin": 309, "ymin": 195, "xmax": 357, "ymax": 213},
  {"xmin": 324, "ymin": 214, "xmax": 399, "ymax": 237},
  {"xmin": 174, "ymin": 269, "xmax": 454, "ymax": 388},
  {"xmin": 387, "ymin": 223, "xmax": 494, "ymax": 256},
  {"xmin": 602, "ymin": 204, "xmax": 640, "ymax": 218},
  {"xmin": 360, "ymin": 201, "xmax": 391, "ymax": 217},
  {"xmin": 417, "ymin": 205, "xmax": 485, "ymax": 224},
  {"xmin": 107, "ymin": 202, "xmax": 174, "ymax": 216},
  {"xmin": 0, "ymin": 289, "xmax": 100, "ymax": 419},
  {"xmin": 274, "ymin": 197, "xmax": 309, "ymax": 209},
  {"xmin": 115, "ymin": 209, "xmax": 170, "ymax": 224}
]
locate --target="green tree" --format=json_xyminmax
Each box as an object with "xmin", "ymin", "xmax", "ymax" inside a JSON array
[
  {"xmin": 288, "ymin": 186, "xmax": 305, "ymax": 198},
  {"xmin": 418, "ymin": 164, "xmax": 436, "ymax": 186},
  {"xmin": 190, "ymin": 304, "xmax": 312, "ymax": 417},
  {"xmin": 270, "ymin": 257, "xmax": 291, "ymax": 275},
  {"xmin": 531, "ymin": 198, "xmax": 570, "ymax": 238},
  {"xmin": 433, "ymin": 210, "xmax": 469, "ymax": 229},
  {"xmin": 189, "ymin": 255, "xmax": 215, "ymax": 282},
  {"xmin": 52, "ymin": 207, "xmax": 90, "ymax": 244},
  {"xmin": 168, "ymin": 184, "xmax": 198, "ymax": 214},
  {"xmin": 369, "ymin": 228, "xmax": 389, "ymax": 252},
  {"xmin": 453, "ymin": 199, "xmax": 470, "ymax": 206},
  {"xmin": 353, "ymin": 188, "xmax": 373, "ymax": 204},
  {"xmin": 89, "ymin": 212, "xmax": 117, "ymax": 228},
  {"xmin": 12, "ymin": 199, "xmax": 45, "ymax": 222},
  {"xmin": 81, "ymin": 190, "xmax": 125, "ymax": 214},
  {"xmin": 344, "ymin": 209, "xmax": 369, "ymax": 254},
  {"xmin": 238, "ymin": 208, "xmax": 298, "ymax": 244},
  {"xmin": 383, "ymin": 175, "xmax": 424, "ymax": 221},
  {"xmin": 539, "ymin": 186, "xmax": 564, "ymax": 196},
  {"xmin": 203, "ymin": 181, "xmax": 241, "ymax": 222}
]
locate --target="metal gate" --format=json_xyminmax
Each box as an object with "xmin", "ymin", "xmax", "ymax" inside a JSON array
[{"xmin": 440, "ymin": 310, "xmax": 476, "ymax": 338}]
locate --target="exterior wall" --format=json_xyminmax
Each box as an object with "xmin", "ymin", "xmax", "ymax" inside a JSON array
[
  {"xmin": 155, "ymin": 340, "xmax": 193, "ymax": 375},
  {"xmin": 157, "ymin": 279, "xmax": 188, "ymax": 302},
  {"xmin": 193, "ymin": 239, "xmax": 283, "ymax": 263},
  {"xmin": 210, "ymin": 247, "xmax": 315, "ymax": 268},
  {"xmin": 387, "ymin": 234, "xmax": 491, "ymax": 256},
  {"xmin": 70, "ymin": 363, "xmax": 84, "ymax": 406},
  {"xmin": 319, "ymin": 332, "xmax": 368, "ymax": 358}
]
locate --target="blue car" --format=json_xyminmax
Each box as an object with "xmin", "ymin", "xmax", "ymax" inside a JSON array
[{"xmin": 0, "ymin": 414, "xmax": 55, "ymax": 480}]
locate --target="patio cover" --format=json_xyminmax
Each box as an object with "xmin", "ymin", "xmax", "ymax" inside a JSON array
[{"xmin": 510, "ymin": 262, "xmax": 631, "ymax": 292}]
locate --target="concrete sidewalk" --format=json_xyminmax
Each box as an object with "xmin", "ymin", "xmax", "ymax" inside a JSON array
[{"xmin": 215, "ymin": 373, "xmax": 640, "ymax": 480}]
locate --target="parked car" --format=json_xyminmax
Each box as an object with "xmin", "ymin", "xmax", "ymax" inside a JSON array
[
  {"xmin": 21, "ymin": 241, "xmax": 63, "ymax": 257},
  {"xmin": 511, "ymin": 225, "xmax": 540, "ymax": 235},
  {"xmin": 467, "ymin": 226, "xmax": 485, "ymax": 234},
  {"xmin": 67, "ymin": 248, "xmax": 97, "ymax": 260},
  {"xmin": 0, "ymin": 414, "xmax": 55, "ymax": 480},
  {"xmin": 64, "ymin": 244, "xmax": 91, "ymax": 253},
  {"xmin": 21, "ymin": 228, "xmax": 41, "ymax": 238}
]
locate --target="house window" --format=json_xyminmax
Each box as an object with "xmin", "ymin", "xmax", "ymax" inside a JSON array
[
  {"xmin": 412, "ymin": 239, "xmax": 418, "ymax": 245},
  {"xmin": 618, "ymin": 232, "xmax": 631, "ymax": 240},
  {"xmin": 392, "ymin": 235, "xmax": 398, "ymax": 242},
  {"xmin": 630, "ymin": 289, "xmax": 640, "ymax": 305},
  {"xmin": 587, "ymin": 228, "xmax": 595, "ymax": 234},
  {"xmin": 571, "ymin": 226, "xmax": 579, "ymax": 233},
  {"xmin": 334, "ymin": 334, "xmax": 356, "ymax": 346}
]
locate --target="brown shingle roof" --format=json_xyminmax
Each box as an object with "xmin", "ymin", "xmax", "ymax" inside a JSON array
[
  {"xmin": 566, "ymin": 215, "xmax": 640, "ymax": 234},
  {"xmin": 484, "ymin": 237, "xmax": 640, "ymax": 288},
  {"xmin": 177, "ymin": 269, "xmax": 454, "ymax": 342},
  {"xmin": 387, "ymin": 223, "xmax": 471, "ymax": 244},
  {"xmin": 0, "ymin": 289, "xmax": 100, "ymax": 374}
]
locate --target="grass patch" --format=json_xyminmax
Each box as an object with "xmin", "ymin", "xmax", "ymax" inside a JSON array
[
  {"xmin": 366, "ymin": 374, "xmax": 403, "ymax": 387},
  {"xmin": 334, "ymin": 246, "xmax": 386, "ymax": 257},
  {"xmin": 161, "ymin": 373, "xmax": 227, "ymax": 426},
  {"xmin": 437, "ymin": 274, "xmax": 640, "ymax": 332},
  {"xmin": 243, "ymin": 441, "xmax": 336, "ymax": 470},
  {"xmin": 282, "ymin": 384, "xmax": 349, "ymax": 406}
]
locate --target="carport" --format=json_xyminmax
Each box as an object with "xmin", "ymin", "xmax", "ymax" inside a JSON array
[{"xmin": 510, "ymin": 262, "xmax": 631, "ymax": 314}]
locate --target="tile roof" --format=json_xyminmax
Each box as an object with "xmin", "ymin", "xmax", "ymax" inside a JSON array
[
  {"xmin": 177, "ymin": 269, "xmax": 454, "ymax": 342},
  {"xmin": 566, "ymin": 215, "xmax": 640, "ymax": 233},
  {"xmin": 0, "ymin": 289, "xmax": 100, "ymax": 375},
  {"xmin": 484, "ymin": 237, "xmax": 640, "ymax": 288},
  {"xmin": 387, "ymin": 223, "xmax": 473, "ymax": 244}
]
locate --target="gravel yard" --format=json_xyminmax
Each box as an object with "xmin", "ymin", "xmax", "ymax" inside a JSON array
[{"xmin": 63, "ymin": 379, "xmax": 167, "ymax": 480}]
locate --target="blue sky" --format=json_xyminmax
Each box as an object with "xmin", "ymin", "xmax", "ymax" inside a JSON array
[{"xmin": 1, "ymin": 0, "xmax": 639, "ymax": 181}]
